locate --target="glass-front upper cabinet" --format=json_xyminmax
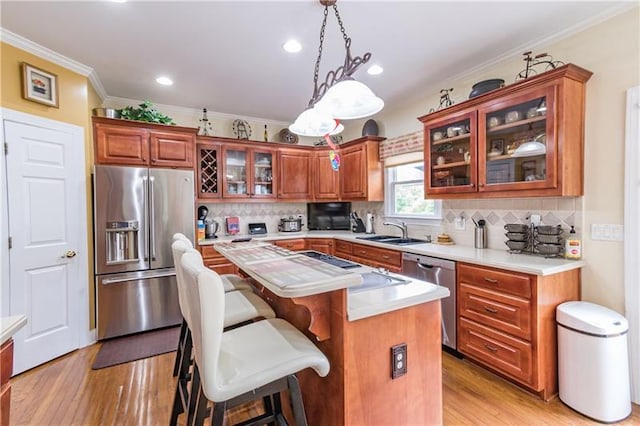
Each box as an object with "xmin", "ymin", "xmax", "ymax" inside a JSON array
[
  {"xmin": 424, "ymin": 110, "xmax": 477, "ymax": 195},
  {"xmin": 478, "ymin": 86, "xmax": 556, "ymax": 192},
  {"xmin": 251, "ymin": 149, "xmax": 274, "ymax": 198},
  {"xmin": 222, "ymin": 147, "xmax": 248, "ymax": 198}
]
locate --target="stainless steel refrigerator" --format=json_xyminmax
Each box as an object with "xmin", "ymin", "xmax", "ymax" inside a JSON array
[{"xmin": 93, "ymin": 165, "xmax": 195, "ymax": 340}]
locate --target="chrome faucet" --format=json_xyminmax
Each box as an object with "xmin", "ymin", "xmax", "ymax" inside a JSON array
[{"xmin": 383, "ymin": 220, "xmax": 408, "ymax": 239}]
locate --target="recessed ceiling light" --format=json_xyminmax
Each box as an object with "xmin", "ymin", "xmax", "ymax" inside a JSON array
[
  {"xmin": 283, "ymin": 39, "xmax": 302, "ymax": 53},
  {"xmin": 111, "ymin": 0, "xmax": 127, "ymax": 3},
  {"xmin": 367, "ymin": 65, "xmax": 384, "ymax": 76},
  {"xmin": 156, "ymin": 76, "xmax": 173, "ymax": 86}
]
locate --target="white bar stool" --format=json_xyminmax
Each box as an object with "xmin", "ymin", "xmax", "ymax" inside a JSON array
[
  {"xmin": 170, "ymin": 240, "xmax": 275, "ymax": 426},
  {"xmin": 181, "ymin": 252, "xmax": 330, "ymax": 426},
  {"xmin": 172, "ymin": 234, "xmax": 254, "ymax": 377}
]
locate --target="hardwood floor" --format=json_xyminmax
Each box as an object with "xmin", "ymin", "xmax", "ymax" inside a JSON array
[{"xmin": 10, "ymin": 344, "xmax": 640, "ymax": 425}]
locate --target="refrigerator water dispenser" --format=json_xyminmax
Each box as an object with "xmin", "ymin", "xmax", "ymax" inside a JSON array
[{"xmin": 106, "ymin": 220, "xmax": 139, "ymax": 263}]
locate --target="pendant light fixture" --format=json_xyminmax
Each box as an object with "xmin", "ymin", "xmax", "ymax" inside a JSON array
[
  {"xmin": 512, "ymin": 123, "xmax": 547, "ymax": 157},
  {"xmin": 289, "ymin": 0, "xmax": 384, "ymax": 137}
]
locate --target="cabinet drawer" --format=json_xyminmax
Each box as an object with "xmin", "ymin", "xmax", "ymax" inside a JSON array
[
  {"xmin": 335, "ymin": 240, "xmax": 352, "ymax": 255},
  {"xmin": 351, "ymin": 243, "xmax": 402, "ymax": 268},
  {"xmin": 200, "ymin": 245, "xmax": 223, "ymax": 260},
  {"xmin": 459, "ymin": 283, "xmax": 532, "ymax": 340},
  {"xmin": 459, "ymin": 317, "xmax": 533, "ymax": 386},
  {"xmin": 274, "ymin": 239, "xmax": 306, "ymax": 251},
  {"xmin": 203, "ymin": 260, "xmax": 237, "ymax": 275},
  {"xmin": 458, "ymin": 263, "xmax": 532, "ymax": 299}
]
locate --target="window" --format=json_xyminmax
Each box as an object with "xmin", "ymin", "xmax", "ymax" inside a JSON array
[{"xmin": 385, "ymin": 162, "xmax": 442, "ymax": 221}]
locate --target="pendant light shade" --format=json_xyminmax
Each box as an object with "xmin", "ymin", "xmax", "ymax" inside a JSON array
[
  {"xmin": 289, "ymin": 107, "xmax": 344, "ymax": 137},
  {"xmin": 289, "ymin": 1, "xmax": 383, "ymax": 136},
  {"xmin": 511, "ymin": 141, "xmax": 547, "ymax": 157},
  {"xmin": 317, "ymin": 79, "xmax": 384, "ymax": 120}
]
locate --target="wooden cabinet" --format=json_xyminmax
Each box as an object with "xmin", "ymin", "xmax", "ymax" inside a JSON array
[
  {"xmin": 196, "ymin": 138, "xmax": 221, "ymax": 199},
  {"xmin": 456, "ymin": 262, "xmax": 580, "ymax": 400},
  {"xmin": 334, "ymin": 240, "xmax": 401, "ymax": 272},
  {"xmin": 274, "ymin": 239, "xmax": 306, "ymax": 251},
  {"xmin": 93, "ymin": 117, "xmax": 196, "ymax": 168},
  {"xmin": 198, "ymin": 245, "xmax": 237, "ymax": 275},
  {"xmin": 313, "ymin": 148, "xmax": 340, "ymax": 200},
  {"xmin": 222, "ymin": 143, "xmax": 276, "ymax": 200},
  {"xmin": 0, "ymin": 339, "xmax": 14, "ymax": 426},
  {"xmin": 339, "ymin": 136, "xmax": 384, "ymax": 201},
  {"xmin": 305, "ymin": 238, "xmax": 334, "ymax": 255},
  {"xmin": 277, "ymin": 148, "xmax": 312, "ymax": 200},
  {"xmin": 419, "ymin": 64, "xmax": 592, "ymax": 198}
]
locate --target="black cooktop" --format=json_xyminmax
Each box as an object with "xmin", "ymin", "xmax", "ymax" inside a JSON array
[{"xmin": 300, "ymin": 251, "xmax": 360, "ymax": 269}]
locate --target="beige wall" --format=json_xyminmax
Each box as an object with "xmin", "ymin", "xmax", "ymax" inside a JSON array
[
  {"xmin": 373, "ymin": 8, "xmax": 640, "ymax": 313},
  {"xmin": 0, "ymin": 42, "xmax": 100, "ymax": 328}
]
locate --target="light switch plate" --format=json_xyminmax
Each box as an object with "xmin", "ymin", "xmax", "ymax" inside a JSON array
[
  {"xmin": 454, "ymin": 217, "xmax": 466, "ymax": 230},
  {"xmin": 591, "ymin": 224, "xmax": 624, "ymax": 241}
]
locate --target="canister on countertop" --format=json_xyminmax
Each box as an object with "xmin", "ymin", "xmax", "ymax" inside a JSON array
[{"xmin": 474, "ymin": 219, "xmax": 488, "ymax": 249}]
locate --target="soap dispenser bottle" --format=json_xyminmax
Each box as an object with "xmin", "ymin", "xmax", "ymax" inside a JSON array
[{"xmin": 565, "ymin": 226, "xmax": 582, "ymax": 259}]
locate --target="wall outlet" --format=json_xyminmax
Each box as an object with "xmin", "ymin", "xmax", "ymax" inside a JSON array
[
  {"xmin": 391, "ymin": 343, "xmax": 407, "ymax": 379},
  {"xmin": 454, "ymin": 217, "xmax": 466, "ymax": 230}
]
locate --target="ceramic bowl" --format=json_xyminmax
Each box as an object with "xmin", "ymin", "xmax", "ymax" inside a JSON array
[
  {"xmin": 505, "ymin": 240, "xmax": 527, "ymax": 251},
  {"xmin": 505, "ymin": 232, "xmax": 528, "ymax": 241},
  {"xmin": 504, "ymin": 223, "xmax": 529, "ymax": 232}
]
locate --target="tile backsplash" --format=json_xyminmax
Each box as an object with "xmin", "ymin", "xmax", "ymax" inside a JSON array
[{"xmin": 198, "ymin": 197, "xmax": 581, "ymax": 251}]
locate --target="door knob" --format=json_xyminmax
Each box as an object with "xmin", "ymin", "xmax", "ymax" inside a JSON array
[{"xmin": 61, "ymin": 250, "xmax": 77, "ymax": 258}]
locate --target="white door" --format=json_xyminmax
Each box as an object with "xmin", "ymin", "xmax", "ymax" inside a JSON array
[{"xmin": 2, "ymin": 109, "xmax": 88, "ymax": 374}]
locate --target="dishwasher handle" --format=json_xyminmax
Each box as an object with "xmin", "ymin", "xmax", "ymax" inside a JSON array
[{"xmin": 417, "ymin": 262, "xmax": 435, "ymax": 270}]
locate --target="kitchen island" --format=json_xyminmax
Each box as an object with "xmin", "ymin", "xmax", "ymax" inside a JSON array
[{"xmin": 215, "ymin": 241, "xmax": 449, "ymax": 425}]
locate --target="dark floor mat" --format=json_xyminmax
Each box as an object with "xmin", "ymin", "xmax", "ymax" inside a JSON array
[{"xmin": 91, "ymin": 326, "xmax": 180, "ymax": 370}]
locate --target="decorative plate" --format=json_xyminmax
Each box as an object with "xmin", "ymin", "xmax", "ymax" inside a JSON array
[
  {"xmin": 361, "ymin": 119, "xmax": 379, "ymax": 136},
  {"xmin": 232, "ymin": 119, "xmax": 252, "ymax": 139},
  {"xmin": 279, "ymin": 128, "xmax": 299, "ymax": 144}
]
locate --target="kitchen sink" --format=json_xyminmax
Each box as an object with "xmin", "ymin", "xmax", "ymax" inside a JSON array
[
  {"xmin": 381, "ymin": 238, "xmax": 429, "ymax": 245},
  {"xmin": 349, "ymin": 271, "xmax": 410, "ymax": 293},
  {"xmin": 356, "ymin": 235, "xmax": 429, "ymax": 245},
  {"xmin": 355, "ymin": 235, "xmax": 398, "ymax": 241}
]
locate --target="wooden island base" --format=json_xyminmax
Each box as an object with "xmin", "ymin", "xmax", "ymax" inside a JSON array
[{"xmin": 258, "ymin": 286, "xmax": 443, "ymax": 425}]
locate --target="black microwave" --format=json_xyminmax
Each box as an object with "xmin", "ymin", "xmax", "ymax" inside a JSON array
[{"xmin": 307, "ymin": 202, "xmax": 351, "ymax": 230}]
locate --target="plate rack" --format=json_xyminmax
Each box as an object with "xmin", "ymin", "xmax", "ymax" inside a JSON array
[{"xmin": 505, "ymin": 224, "xmax": 565, "ymax": 258}]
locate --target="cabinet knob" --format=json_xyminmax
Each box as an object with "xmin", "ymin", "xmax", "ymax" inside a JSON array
[
  {"xmin": 479, "ymin": 183, "xmax": 484, "ymax": 187},
  {"xmin": 483, "ymin": 306, "xmax": 498, "ymax": 314}
]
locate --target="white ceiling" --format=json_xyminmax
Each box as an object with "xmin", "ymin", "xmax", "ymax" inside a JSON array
[{"xmin": 0, "ymin": 1, "xmax": 630, "ymax": 123}]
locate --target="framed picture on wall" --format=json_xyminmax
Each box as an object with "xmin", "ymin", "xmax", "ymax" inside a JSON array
[{"xmin": 21, "ymin": 62, "xmax": 59, "ymax": 108}]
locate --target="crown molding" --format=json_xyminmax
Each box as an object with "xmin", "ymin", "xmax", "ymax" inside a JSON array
[
  {"xmin": 1, "ymin": 27, "xmax": 106, "ymax": 101},
  {"xmin": 103, "ymin": 96, "xmax": 292, "ymax": 126}
]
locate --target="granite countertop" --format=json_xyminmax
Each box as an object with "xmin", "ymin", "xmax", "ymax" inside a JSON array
[
  {"xmin": 213, "ymin": 241, "xmax": 363, "ymax": 298},
  {"xmin": 199, "ymin": 231, "xmax": 585, "ymax": 276},
  {"xmin": 214, "ymin": 240, "xmax": 450, "ymax": 320},
  {"xmin": 1, "ymin": 315, "xmax": 27, "ymax": 346}
]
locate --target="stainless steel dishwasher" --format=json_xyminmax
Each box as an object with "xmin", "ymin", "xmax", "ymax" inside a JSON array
[{"xmin": 402, "ymin": 253, "xmax": 457, "ymax": 351}]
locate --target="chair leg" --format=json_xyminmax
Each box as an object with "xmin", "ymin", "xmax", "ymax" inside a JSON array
[
  {"xmin": 287, "ymin": 375, "xmax": 308, "ymax": 426},
  {"xmin": 169, "ymin": 330, "xmax": 193, "ymax": 426},
  {"xmin": 211, "ymin": 401, "xmax": 227, "ymax": 426},
  {"xmin": 173, "ymin": 318, "xmax": 188, "ymax": 377},
  {"xmin": 187, "ymin": 363, "xmax": 202, "ymax": 426}
]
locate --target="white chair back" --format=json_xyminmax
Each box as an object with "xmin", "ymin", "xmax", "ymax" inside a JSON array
[
  {"xmin": 172, "ymin": 240, "xmax": 200, "ymax": 329},
  {"xmin": 181, "ymin": 252, "xmax": 225, "ymax": 383},
  {"xmin": 173, "ymin": 233, "xmax": 193, "ymax": 247}
]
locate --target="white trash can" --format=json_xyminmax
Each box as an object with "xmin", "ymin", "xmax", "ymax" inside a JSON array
[{"xmin": 557, "ymin": 301, "xmax": 631, "ymax": 423}]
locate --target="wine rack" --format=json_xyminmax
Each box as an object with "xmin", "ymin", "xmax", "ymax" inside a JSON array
[{"xmin": 199, "ymin": 147, "xmax": 219, "ymax": 197}]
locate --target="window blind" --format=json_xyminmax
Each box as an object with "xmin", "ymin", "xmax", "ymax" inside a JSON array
[{"xmin": 379, "ymin": 130, "xmax": 424, "ymax": 167}]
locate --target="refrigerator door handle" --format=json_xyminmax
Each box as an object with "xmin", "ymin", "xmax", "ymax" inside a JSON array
[
  {"xmin": 150, "ymin": 175, "xmax": 156, "ymax": 261},
  {"xmin": 142, "ymin": 175, "xmax": 149, "ymax": 261},
  {"xmin": 101, "ymin": 269, "xmax": 176, "ymax": 285}
]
